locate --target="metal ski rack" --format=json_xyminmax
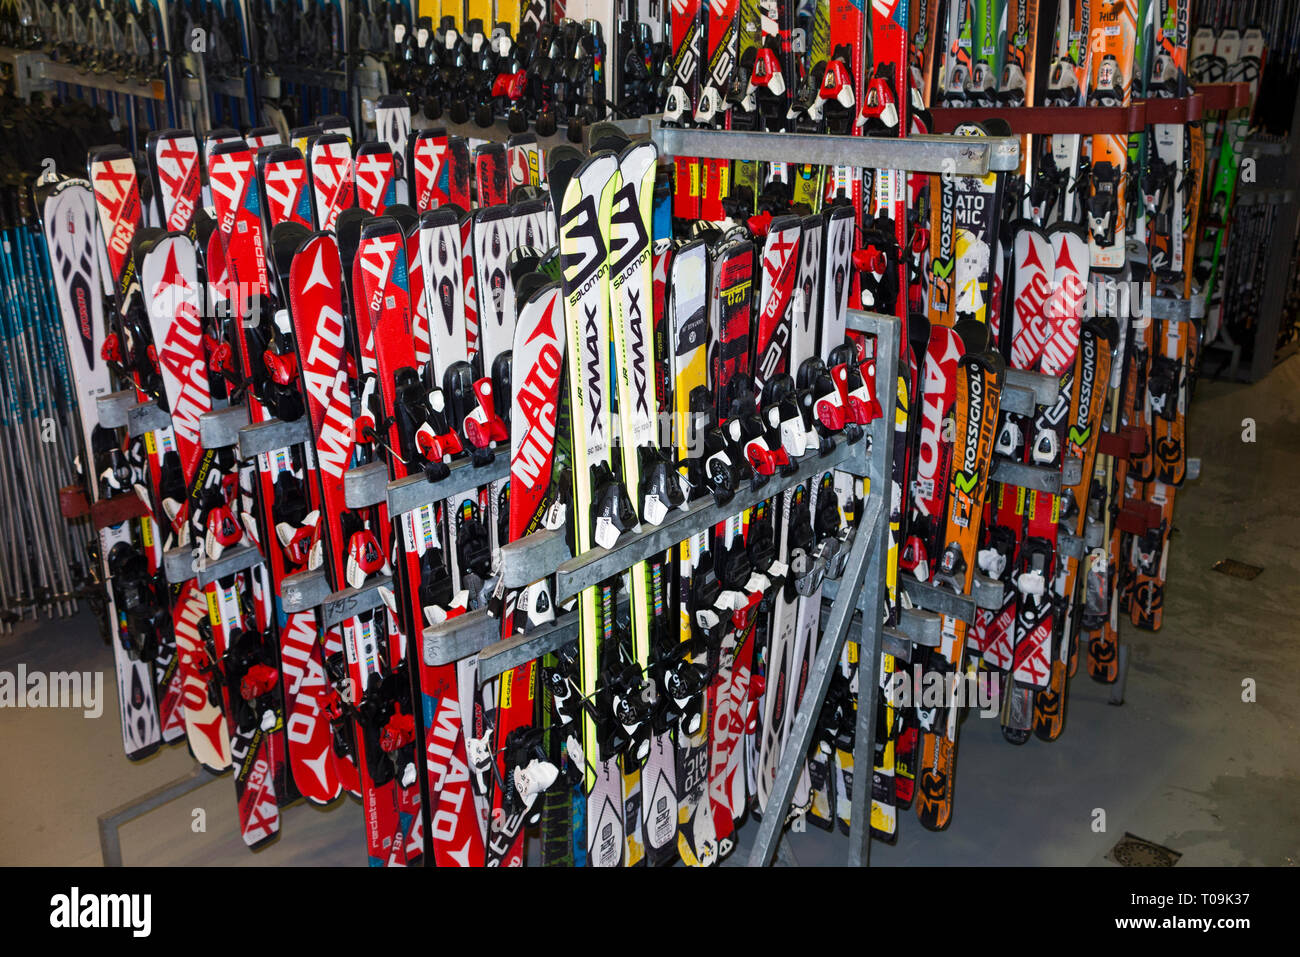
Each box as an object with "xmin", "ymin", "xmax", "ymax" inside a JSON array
[
  {"xmin": 424, "ymin": 114, "xmax": 1020, "ymax": 178},
  {"xmin": 273, "ymin": 444, "xmax": 510, "ymax": 625},
  {"xmin": 426, "ymin": 418, "xmax": 868, "ymax": 675},
  {"xmin": 979, "ymin": 367, "xmax": 1064, "ymax": 495},
  {"xmin": 95, "ymin": 391, "xmax": 170, "ymax": 437},
  {"xmin": 930, "ymin": 90, "xmax": 1206, "ymax": 136},
  {"xmin": 339, "ymin": 454, "xmax": 510, "ymax": 515},
  {"xmin": 419, "ymin": 308, "xmax": 900, "ymax": 867},
  {"xmin": 651, "ymin": 121, "xmax": 1020, "ymax": 175},
  {"xmin": 0, "ymin": 47, "xmax": 170, "ymax": 102},
  {"xmin": 160, "ymin": 402, "xmax": 264, "ymax": 586}
]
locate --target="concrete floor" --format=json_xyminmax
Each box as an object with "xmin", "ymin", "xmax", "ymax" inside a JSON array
[{"xmin": 2, "ymin": 357, "xmax": 1297, "ymax": 867}]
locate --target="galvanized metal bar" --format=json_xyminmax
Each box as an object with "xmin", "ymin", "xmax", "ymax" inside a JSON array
[
  {"xmin": 846, "ymin": 306, "xmax": 898, "ymax": 868},
  {"xmin": 318, "ymin": 577, "xmax": 393, "ymax": 629},
  {"xmin": 1061, "ymin": 455, "xmax": 1085, "ymax": 488},
  {"xmin": 279, "ymin": 569, "xmax": 332, "ymax": 614},
  {"xmin": 998, "ymin": 384, "xmax": 1037, "ymax": 418},
  {"xmin": 902, "ymin": 573, "xmax": 1004, "ymax": 621},
  {"xmin": 773, "ymin": 835, "xmax": 801, "ymax": 867},
  {"xmin": 476, "ymin": 615, "xmax": 582, "ymax": 684},
  {"xmin": 280, "ymin": 567, "xmax": 393, "ymax": 625},
  {"xmin": 424, "ymin": 608, "xmax": 499, "ymax": 667},
  {"xmin": 547, "ymin": 439, "xmax": 867, "ymax": 603},
  {"xmin": 237, "ymin": 417, "xmax": 311, "ymax": 459},
  {"xmin": 989, "ymin": 458, "xmax": 1062, "ymax": 494},
  {"xmin": 125, "ymin": 400, "xmax": 171, "ymax": 438},
  {"xmin": 847, "ymin": 526, "xmax": 888, "ymax": 866},
  {"xmin": 199, "ymin": 404, "xmax": 249, "ymax": 449},
  {"xmin": 1057, "ymin": 531, "xmax": 1086, "ymax": 561},
  {"xmin": 654, "ymin": 126, "xmax": 998, "ymax": 176},
  {"xmin": 881, "ymin": 628, "xmax": 913, "ymax": 662},
  {"xmin": 95, "ymin": 390, "xmax": 137, "ymax": 429},
  {"xmin": 274, "ymin": 65, "xmax": 350, "ymax": 91},
  {"xmin": 39, "ymin": 58, "xmax": 167, "ymax": 99},
  {"xmin": 1004, "ymin": 368, "xmax": 1060, "ymax": 407},
  {"xmin": 387, "ymin": 454, "xmax": 510, "ymax": 517},
  {"xmin": 1147, "ymin": 297, "xmax": 1194, "ymax": 321},
  {"xmin": 500, "ymin": 528, "xmax": 571, "ymax": 589},
  {"xmin": 899, "ymin": 607, "xmax": 944, "ymax": 647},
  {"xmin": 98, "ymin": 765, "xmax": 221, "ymax": 866},
  {"xmin": 344, "ymin": 461, "xmax": 388, "ymax": 509},
  {"xmin": 747, "ymin": 513, "xmax": 872, "ymax": 866},
  {"xmin": 163, "ymin": 542, "xmax": 264, "ymax": 585},
  {"xmin": 749, "ymin": 310, "xmax": 898, "ymax": 866}
]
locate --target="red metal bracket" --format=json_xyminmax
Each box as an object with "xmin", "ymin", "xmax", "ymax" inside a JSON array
[
  {"xmin": 1195, "ymin": 82, "xmax": 1251, "ymax": 112},
  {"xmin": 929, "ymin": 97, "xmax": 1201, "ymax": 137},
  {"xmin": 1096, "ymin": 426, "xmax": 1148, "ymax": 460},
  {"xmin": 60, "ymin": 484, "xmax": 90, "ymax": 520},
  {"xmin": 90, "ymin": 494, "xmax": 152, "ymax": 531},
  {"xmin": 1117, "ymin": 499, "xmax": 1164, "ymax": 535}
]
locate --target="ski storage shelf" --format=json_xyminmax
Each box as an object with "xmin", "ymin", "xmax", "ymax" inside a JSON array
[
  {"xmin": 892, "ymin": 574, "xmax": 1005, "ymax": 626},
  {"xmin": 1197, "ymin": 81, "xmax": 1252, "ymax": 112},
  {"xmin": 280, "ymin": 570, "xmax": 394, "ymax": 629},
  {"xmin": 427, "ymin": 548, "xmax": 915, "ymax": 685},
  {"xmin": 199, "ymin": 405, "xmax": 251, "ymax": 449},
  {"xmin": 989, "ymin": 457, "xmax": 1062, "ymax": 494},
  {"xmin": 236, "ymin": 417, "xmax": 312, "ymax": 459},
  {"xmin": 427, "ymin": 433, "xmax": 876, "ymax": 669},
  {"xmin": 0, "ymin": 48, "xmax": 167, "ymax": 101},
  {"xmin": 163, "ymin": 542, "xmax": 263, "ymax": 587},
  {"xmin": 275, "ymin": 452, "xmax": 507, "ymax": 621},
  {"xmin": 652, "ymin": 122, "xmax": 1019, "ymax": 175},
  {"xmin": 95, "ymin": 391, "xmax": 169, "ymax": 437},
  {"xmin": 1149, "ymin": 297, "xmax": 1201, "ymax": 321},
  {"xmin": 819, "ymin": 575, "xmax": 940, "ymax": 653},
  {"xmin": 267, "ymin": 66, "xmax": 351, "ymax": 93},
  {"xmin": 930, "ymin": 95, "xmax": 1203, "ymax": 136},
  {"xmin": 498, "ymin": 436, "xmax": 870, "ymax": 600},
  {"xmin": 341, "ymin": 454, "xmax": 511, "ymax": 515},
  {"xmin": 417, "ymin": 116, "xmax": 645, "ymax": 154},
  {"xmin": 421, "ymin": 308, "xmax": 901, "ymax": 867},
  {"xmin": 1001, "ymin": 368, "xmax": 1059, "ymax": 417}
]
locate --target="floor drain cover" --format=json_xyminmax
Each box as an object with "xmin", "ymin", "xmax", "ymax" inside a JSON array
[
  {"xmin": 1108, "ymin": 833, "xmax": 1182, "ymax": 867},
  {"xmin": 1212, "ymin": 559, "xmax": 1263, "ymax": 580}
]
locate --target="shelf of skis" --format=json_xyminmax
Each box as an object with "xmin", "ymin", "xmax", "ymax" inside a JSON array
[
  {"xmin": 103, "ymin": 350, "xmax": 1088, "ymax": 633},
  {"xmin": 38, "ymin": 106, "xmax": 919, "ymax": 863},
  {"xmin": 0, "ymin": 43, "xmax": 380, "ymax": 128},
  {"xmin": 0, "ymin": 45, "xmax": 170, "ymax": 101},
  {"xmin": 44, "ymin": 99, "xmax": 1206, "ymax": 862}
]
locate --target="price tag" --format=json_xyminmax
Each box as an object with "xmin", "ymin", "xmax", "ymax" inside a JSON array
[
  {"xmin": 594, "ymin": 516, "xmax": 620, "ymax": 550},
  {"xmin": 643, "ymin": 494, "xmax": 668, "ymax": 526}
]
